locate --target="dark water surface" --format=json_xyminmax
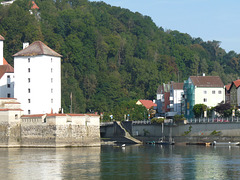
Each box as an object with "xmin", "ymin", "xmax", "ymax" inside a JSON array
[{"xmin": 0, "ymin": 145, "xmax": 240, "ymax": 179}]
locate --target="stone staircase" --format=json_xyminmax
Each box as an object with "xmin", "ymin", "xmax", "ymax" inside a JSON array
[{"xmin": 116, "ymin": 121, "xmax": 142, "ymax": 144}]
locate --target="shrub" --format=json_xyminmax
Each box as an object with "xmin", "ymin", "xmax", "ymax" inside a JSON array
[
  {"xmin": 173, "ymin": 114, "xmax": 186, "ymax": 123},
  {"xmin": 151, "ymin": 117, "xmax": 165, "ymax": 124}
]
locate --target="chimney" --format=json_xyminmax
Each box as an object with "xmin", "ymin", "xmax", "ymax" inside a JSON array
[{"xmin": 23, "ymin": 42, "xmax": 29, "ymax": 49}]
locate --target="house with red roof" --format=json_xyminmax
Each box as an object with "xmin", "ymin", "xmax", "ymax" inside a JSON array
[
  {"xmin": 31, "ymin": 1, "xmax": 39, "ymax": 9},
  {"xmin": 0, "ymin": 35, "xmax": 14, "ymax": 98},
  {"xmin": 228, "ymin": 79, "xmax": 240, "ymax": 107},
  {"xmin": 136, "ymin": 99, "xmax": 157, "ymax": 118},
  {"xmin": 136, "ymin": 100, "xmax": 157, "ymax": 110}
]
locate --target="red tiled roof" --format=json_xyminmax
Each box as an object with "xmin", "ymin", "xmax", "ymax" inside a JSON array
[
  {"xmin": 225, "ymin": 84, "xmax": 231, "ymax": 91},
  {"xmin": 3, "ymin": 57, "xmax": 8, "ymax": 65},
  {"xmin": 190, "ymin": 76, "xmax": 224, "ymax": 87},
  {"xmin": 31, "ymin": 1, "xmax": 39, "ymax": 9},
  {"xmin": 13, "ymin": 41, "xmax": 62, "ymax": 57},
  {"xmin": 21, "ymin": 114, "xmax": 45, "ymax": 118},
  {"xmin": 233, "ymin": 79, "xmax": 240, "ymax": 88},
  {"xmin": 0, "ymin": 35, "xmax": 4, "ymax": 41},
  {"xmin": 138, "ymin": 100, "xmax": 157, "ymax": 109},
  {"xmin": 0, "ymin": 64, "xmax": 14, "ymax": 79}
]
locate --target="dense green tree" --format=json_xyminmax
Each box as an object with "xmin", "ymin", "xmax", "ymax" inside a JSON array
[
  {"xmin": 0, "ymin": 0, "xmax": 240, "ymax": 120},
  {"xmin": 193, "ymin": 104, "xmax": 207, "ymax": 118}
]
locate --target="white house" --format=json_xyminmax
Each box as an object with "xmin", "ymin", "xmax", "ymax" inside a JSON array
[
  {"xmin": 13, "ymin": 41, "xmax": 62, "ymax": 115},
  {"xmin": 0, "ymin": 35, "xmax": 14, "ymax": 98},
  {"xmin": 184, "ymin": 75, "xmax": 225, "ymax": 118}
]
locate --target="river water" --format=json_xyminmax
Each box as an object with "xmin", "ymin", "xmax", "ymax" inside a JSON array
[{"xmin": 0, "ymin": 145, "xmax": 240, "ymax": 179}]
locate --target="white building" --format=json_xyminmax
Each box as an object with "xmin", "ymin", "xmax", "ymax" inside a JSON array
[
  {"xmin": 0, "ymin": 35, "xmax": 14, "ymax": 98},
  {"xmin": 13, "ymin": 41, "xmax": 62, "ymax": 115},
  {"xmin": 167, "ymin": 82, "xmax": 184, "ymax": 117},
  {"xmin": 184, "ymin": 75, "xmax": 225, "ymax": 118},
  {"xmin": 0, "ymin": 0, "xmax": 15, "ymax": 6}
]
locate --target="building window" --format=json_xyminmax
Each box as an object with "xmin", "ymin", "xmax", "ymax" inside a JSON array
[
  {"xmin": 203, "ymin": 91, "xmax": 207, "ymax": 94},
  {"xmin": 51, "ymin": 99, "xmax": 53, "ymax": 103},
  {"xmin": 7, "ymin": 75, "xmax": 10, "ymax": 78},
  {"xmin": 28, "ymin": 68, "xmax": 30, "ymax": 73},
  {"xmin": 51, "ymin": 58, "xmax": 53, "ymax": 63},
  {"xmin": 51, "ymin": 78, "xmax": 53, "ymax": 83},
  {"xmin": 28, "ymin": 78, "xmax": 30, "ymax": 83},
  {"xmin": 51, "ymin": 68, "xmax": 53, "ymax": 73},
  {"xmin": 218, "ymin": 90, "xmax": 222, "ymax": 94},
  {"xmin": 28, "ymin": 88, "xmax": 31, "ymax": 93},
  {"xmin": 28, "ymin": 110, "xmax": 31, "ymax": 114},
  {"xmin": 51, "ymin": 89, "xmax": 53, "ymax": 93},
  {"xmin": 28, "ymin": 58, "xmax": 30, "ymax": 63},
  {"xmin": 212, "ymin": 90, "xmax": 215, "ymax": 94},
  {"xmin": 203, "ymin": 98, "xmax": 207, "ymax": 102},
  {"xmin": 7, "ymin": 93, "xmax": 10, "ymax": 98},
  {"xmin": 7, "ymin": 84, "xmax": 10, "ymax": 88},
  {"xmin": 28, "ymin": 99, "xmax": 31, "ymax": 103}
]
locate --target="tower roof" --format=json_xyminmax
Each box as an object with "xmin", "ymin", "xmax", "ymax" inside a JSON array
[
  {"xmin": 13, "ymin": 41, "xmax": 62, "ymax": 57},
  {"xmin": 0, "ymin": 35, "xmax": 4, "ymax": 41}
]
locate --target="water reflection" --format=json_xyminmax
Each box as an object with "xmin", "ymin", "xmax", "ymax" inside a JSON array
[
  {"xmin": 0, "ymin": 147, "xmax": 101, "ymax": 180},
  {"xmin": 0, "ymin": 145, "xmax": 240, "ymax": 179}
]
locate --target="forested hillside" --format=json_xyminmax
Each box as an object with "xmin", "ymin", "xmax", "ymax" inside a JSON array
[{"xmin": 0, "ymin": 0, "xmax": 239, "ymax": 120}]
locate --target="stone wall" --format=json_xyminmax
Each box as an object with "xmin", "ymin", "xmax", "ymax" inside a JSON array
[{"xmin": 0, "ymin": 122, "xmax": 100, "ymax": 147}]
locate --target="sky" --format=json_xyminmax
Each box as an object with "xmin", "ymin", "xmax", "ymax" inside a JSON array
[{"xmin": 89, "ymin": 0, "xmax": 240, "ymax": 53}]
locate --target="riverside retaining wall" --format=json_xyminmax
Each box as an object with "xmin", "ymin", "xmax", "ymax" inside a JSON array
[
  {"xmin": 101, "ymin": 121, "xmax": 240, "ymax": 143},
  {"xmin": 0, "ymin": 122, "xmax": 100, "ymax": 147}
]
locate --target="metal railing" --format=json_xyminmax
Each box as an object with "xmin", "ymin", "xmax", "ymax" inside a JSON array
[
  {"xmin": 100, "ymin": 122, "xmax": 114, "ymax": 126},
  {"xmin": 132, "ymin": 120, "xmax": 151, "ymax": 125},
  {"xmin": 187, "ymin": 117, "xmax": 240, "ymax": 123}
]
